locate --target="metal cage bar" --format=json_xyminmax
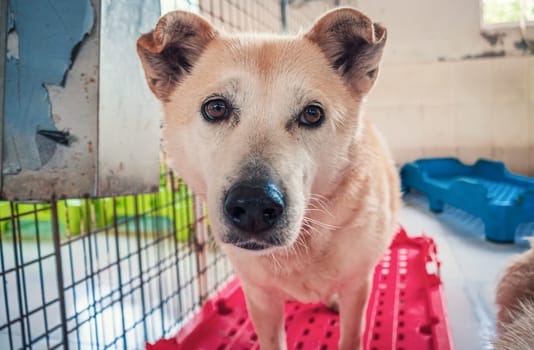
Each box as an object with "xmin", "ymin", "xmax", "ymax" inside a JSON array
[{"xmin": 0, "ymin": 171, "xmax": 225, "ymax": 348}]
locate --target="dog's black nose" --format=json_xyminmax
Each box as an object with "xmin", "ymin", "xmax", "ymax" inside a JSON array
[{"xmin": 224, "ymin": 182, "xmax": 285, "ymax": 234}]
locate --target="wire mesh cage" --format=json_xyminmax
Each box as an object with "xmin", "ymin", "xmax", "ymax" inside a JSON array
[
  {"xmin": 0, "ymin": 171, "xmax": 234, "ymax": 349},
  {"xmin": 0, "ymin": 0, "xmax": 355, "ymax": 349}
]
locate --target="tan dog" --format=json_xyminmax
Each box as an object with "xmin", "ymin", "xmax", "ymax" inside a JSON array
[
  {"xmin": 494, "ymin": 239, "xmax": 534, "ymax": 350},
  {"xmin": 137, "ymin": 8, "xmax": 399, "ymax": 350}
]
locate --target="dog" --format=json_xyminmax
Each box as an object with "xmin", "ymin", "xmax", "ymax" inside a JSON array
[
  {"xmin": 494, "ymin": 238, "xmax": 534, "ymax": 350},
  {"xmin": 137, "ymin": 7, "xmax": 399, "ymax": 350}
]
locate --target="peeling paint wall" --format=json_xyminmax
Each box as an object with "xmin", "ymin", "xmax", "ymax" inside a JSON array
[
  {"xmin": 3, "ymin": 0, "xmax": 94, "ymax": 175},
  {"xmin": 2, "ymin": 0, "xmax": 99, "ymax": 200},
  {"xmin": 1, "ymin": 0, "xmax": 162, "ymax": 200}
]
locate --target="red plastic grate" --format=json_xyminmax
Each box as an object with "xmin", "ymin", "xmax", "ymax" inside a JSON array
[{"xmin": 146, "ymin": 227, "xmax": 454, "ymax": 350}]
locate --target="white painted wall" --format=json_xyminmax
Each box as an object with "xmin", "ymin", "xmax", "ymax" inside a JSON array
[
  {"xmin": 345, "ymin": 0, "xmax": 534, "ymax": 175},
  {"xmin": 98, "ymin": 0, "xmax": 162, "ymax": 196}
]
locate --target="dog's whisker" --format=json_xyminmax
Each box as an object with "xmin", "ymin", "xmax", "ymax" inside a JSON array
[
  {"xmin": 308, "ymin": 194, "xmax": 334, "ymax": 217},
  {"xmin": 301, "ymin": 220, "xmax": 319, "ymax": 232},
  {"xmin": 295, "ymin": 237, "xmax": 309, "ymax": 256},
  {"xmin": 304, "ymin": 207, "xmax": 324, "ymax": 212},
  {"xmin": 293, "ymin": 241, "xmax": 305, "ymax": 260},
  {"xmin": 308, "ymin": 198, "xmax": 328, "ymax": 210},
  {"xmin": 304, "ymin": 218, "xmax": 338, "ymax": 230},
  {"xmin": 305, "ymin": 205, "xmax": 325, "ymax": 215},
  {"xmin": 305, "ymin": 203, "xmax": 328, "ymax": 212},
  {"xmin": 303, "ymin": 208, "xmax": 333, "ymax": 219},
  {"xmin": 300, "ymin": 226, "xmax": 312, "ymax": 237},
  {"xmin": 303, "ymin": 216, "xmax": 340, "ymax": 231},
  {"xmin": 301, "ymin": 224, "xmax": 327, "ymax": 241},
  {"xmin": 268, "ymin": 252, "xmax": 282, "ymax": 271},
  {"xmin": 309, "ymin": 193, "xmax": 330, "ymax": 203}
]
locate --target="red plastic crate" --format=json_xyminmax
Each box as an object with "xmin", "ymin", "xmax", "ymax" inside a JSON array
[{"xmin": 147, "ymin": 227, "xmax": 454, "ymax": 350}]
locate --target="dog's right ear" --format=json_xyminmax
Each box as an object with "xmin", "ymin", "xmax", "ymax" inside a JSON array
[{"xmin": 137, "ymin": 11, "xmax": 218, "ymax": 101}]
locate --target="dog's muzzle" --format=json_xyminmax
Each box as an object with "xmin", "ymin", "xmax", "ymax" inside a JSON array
[{"xmin": 223, "ymin": 181, "xmax": 286, "ymax": 250}]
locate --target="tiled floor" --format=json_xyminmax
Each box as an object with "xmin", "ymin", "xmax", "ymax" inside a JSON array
[{"xmin": 401, "ymin": 192, "xmax": 532, "ymax": 350}]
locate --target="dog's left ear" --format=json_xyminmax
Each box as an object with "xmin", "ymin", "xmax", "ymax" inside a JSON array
[{"xmin": 305, "ymin": 8, "xmax": 386, "ymax": 96}]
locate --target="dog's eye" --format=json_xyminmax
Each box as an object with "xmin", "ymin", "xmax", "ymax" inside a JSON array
[
  {"xmin": 202, "ymin": 98, "xmax": 230, "ymax": 122},
  {"xmin": 298, "ymin": 105, "xmax": 324, "ymax": 128}
]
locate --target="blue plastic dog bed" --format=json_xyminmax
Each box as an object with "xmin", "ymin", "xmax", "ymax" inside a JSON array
[{"xmin": 401, "ymin": 158, "xmax": 534, "ymax": 243}]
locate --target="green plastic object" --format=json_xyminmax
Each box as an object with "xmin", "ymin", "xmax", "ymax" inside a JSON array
[{"xmin": 0, "ymin": 175, "xmax": 196, "ymax": 242}]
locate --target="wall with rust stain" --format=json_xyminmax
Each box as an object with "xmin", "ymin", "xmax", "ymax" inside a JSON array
[
  {"xmin": 1, "ymin": 0, "xmax": 162, "ymax": 200},
  {"xmin": 347, "ymin": 0, "xmax": 534, "ymax": 175},
  {"xmin": 351, "ymin": 0, "xmax": 534, "ymax": 64},
  {"xmin": 3, "ymin": 0, "xmax": 94, "ymax": 175},
  {"xmin": 2, "ymin": 0, "xmax": 99, "ymax": 200}
]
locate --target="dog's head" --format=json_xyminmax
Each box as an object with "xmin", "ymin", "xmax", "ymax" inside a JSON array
[{"xmin": 137, "ymin": 8, "xmax": 386, "ymax": 253}]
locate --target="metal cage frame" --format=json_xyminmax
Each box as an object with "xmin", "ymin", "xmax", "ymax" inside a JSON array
[{"xmin": 0, "ymin": 172, "xmax": 234, "ymax": 349}]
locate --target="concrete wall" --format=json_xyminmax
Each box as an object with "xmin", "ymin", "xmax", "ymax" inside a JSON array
[
  {"xmin": 367, "ymin": 56, "xmax": 534, "ymax": 175},
  {"xmin": 347, "ymin": 0, "xmax": 534, "ymax": 175}
]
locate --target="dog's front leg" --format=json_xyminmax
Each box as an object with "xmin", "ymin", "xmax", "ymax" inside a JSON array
[
  {"xmin": 242, "ymin": 284, "xmax": 286, "ymax": 350},
  {"xmin": 338, "ymin": 276, "xmax": 372, "ymax": 350}
]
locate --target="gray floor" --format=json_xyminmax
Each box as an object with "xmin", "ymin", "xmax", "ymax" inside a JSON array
[{"xmin": 401, "ymin": 192, "xmax": 533, "ymax": 350}]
